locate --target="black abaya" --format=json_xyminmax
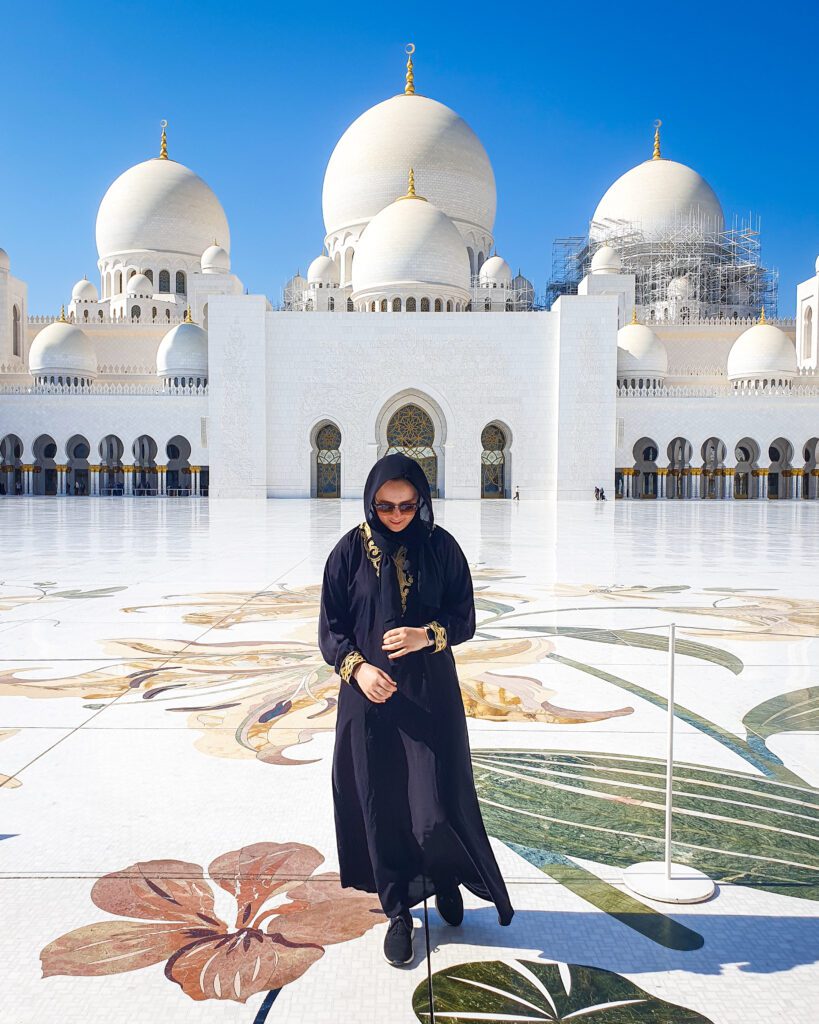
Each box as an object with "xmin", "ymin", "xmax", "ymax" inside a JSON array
[{"xmin": 318, "ymin": 463, "xmax": 514, "ymax": 925}]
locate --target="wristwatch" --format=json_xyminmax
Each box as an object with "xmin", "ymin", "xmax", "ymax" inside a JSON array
[{"xmin": 423, "ymin": 624, "xmax": 435, "ymax": 647}]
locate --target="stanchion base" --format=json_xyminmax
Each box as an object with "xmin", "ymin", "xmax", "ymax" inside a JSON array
[{"xmin": 623, "ymin": 861, "xmax": 716, "ymax": 904}]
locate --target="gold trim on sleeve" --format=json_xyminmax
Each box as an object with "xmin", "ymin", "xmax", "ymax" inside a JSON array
[
  {"xmin": 339, "ymin": 650, "xmax": 365, "ymax": 684},
  {"xmin": 425, "ymin": 621, "xmax": 447, "ymax": 653}
]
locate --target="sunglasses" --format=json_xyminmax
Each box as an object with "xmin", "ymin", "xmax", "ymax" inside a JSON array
[{"xmin": 373, "ymin": 501, "xmax": 419, "ymax": 514}]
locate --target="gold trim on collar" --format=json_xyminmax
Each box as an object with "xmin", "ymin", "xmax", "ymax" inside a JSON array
[{"xmin": 359, "ymin": 522, "xmax": 382, "ymax": 577}]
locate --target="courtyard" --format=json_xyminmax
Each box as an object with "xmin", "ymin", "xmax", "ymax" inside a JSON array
[{"xmin": 0, "ymin": 497, "xmax": 817, "ymax": 1023}]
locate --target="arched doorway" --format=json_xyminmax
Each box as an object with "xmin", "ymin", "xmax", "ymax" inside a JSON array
[
  {"xmin": 768, "ymin": 438, "xmax": 793, "ymax": 499},
  {"xmin": 166, "ymin": 436, "xmax": 192, "ymax": 495},
  {"xmin": 701, "ymin": 437, "xmax": 727, "ymax": 499},
  {"xmin": 385, "ymin": 403, "xmax": 438, "ymax": 497},
  {"xmin": 0, "ymin": 434, "xmax": 24, "ymax": 496},
  {"xmin": 734, "ymin": 438, "xmax": 760, "ymax": 499},
  {"xmin": 99, "ymin": 435, "xmax": 124, "ymax": 496},
  {"xmin": 480, "ymin": 423, "xmax": 508, "ymax": 498},
  {"xmin": 32, "ymin": 434, "xmax": 58, "ymax": 495},
  {"xmin": 666, "ymin": 437, "xmax": 692, "ymax": 499},
  {"xmin": 315, "ymin": 422, "xmax": 341, "ymax": 498},
  {"xmin": 632, "ymin": 437, "xmax": 659, "ymax": 498},
  {"xmin": 66, "ymin": 435, "xmax": 90, "ymax": 496},
  {"xmin": 803, "ymin": 438, "xmax": 819, "ymax": 499},
  {"xmin": 133, "ymin": 435, "xmax": 159, "ymax": 495}
]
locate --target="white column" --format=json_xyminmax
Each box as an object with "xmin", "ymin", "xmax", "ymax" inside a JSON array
[
  {"xmin": 123, "ymin": 466, "xmax": 133, "ymax": 496},
  {"xmin": 23, "ymin": 465, "xmax": 33, "ymax": 495},
  {"xmin": 89, "ymin": 465, "xmax": 99, "ymax": 496},
  {"xmin": 191, "ymin": 467, "xmax": 200, "ymax": 496},
  {"xmin": 725, "ymin": 470, "xmax": 734, "ymax": 500},
  {"xmin": 759, "ymin": 472, "xmax": 768, "ymax": 500},
  {"xmin": 157, "ymin": 466, "xmax": 167, "ymax": 496},
  {"xmin": 793, "ymin": 472, "xmax": 801, "ymax": 500}
]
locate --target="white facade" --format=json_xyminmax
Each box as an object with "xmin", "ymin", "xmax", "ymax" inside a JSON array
[{"xmin": 1, "ymin": 57, "xmax": 817, "ymax": 502}]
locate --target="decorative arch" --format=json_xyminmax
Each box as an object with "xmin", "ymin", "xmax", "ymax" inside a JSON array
[
  {"xmin": 666, "ymin": 437, "xmax": 692, "ymax": 499},
  {"xmin": 65, "ymin": 434, "xmax": 91, "ymax": 496},
  {"xmin": 158, "ymin": 269, "xmax": 170, "ymax": 293},
  {"xmin": 133, "ymin": 435, "xmax": 159, "ymax": 495},
  {"xmin": 0, "ymin": 433, "xmax": 24, "ymax": 496},
  {"xmin": 767, "ymin": 437, "xmax": 794, "ymax": 500},
  {"xmin": 480, "ymin": 421, "xmax": 512, "ymax": 498},
  {"xmin": 632, "ymin": 437, "xmax": 659, "ymax": 498},
  {"xmin": 803, "ymin": 437, "xmax": 819, "ymax": 499},
  {"xmin": 375, "ymin": 390, "xmax": 448, "ymax": 498},
  {"xmin": 31, "ymin": 434, "xmax": 57, "ymax": 495},
  {"xmin": 99, "ymin": 435, "xmax": 124, "ymax": 495},
  {"xmin": 175, "ymin": 271, "xmax": 186, "ymax": 294},
  {"xmin": 311, "ymin": 421, "xmax": 342, "ymax": 498},
  {"xmin": 701, "ymin": 437, "xmax": 727, "ymax": 499},
  {"xmin": 734, "ymin": 437, "xmax": 760, "ymax": 499},
  {"xmin": 166, "ymin": 435, "xmax": 192, "ymax": 494}
]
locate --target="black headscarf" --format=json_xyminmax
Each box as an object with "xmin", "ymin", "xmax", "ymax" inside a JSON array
[{"xmin": 363, "ymin": 453, "xmax": 444, "ymax": 633}]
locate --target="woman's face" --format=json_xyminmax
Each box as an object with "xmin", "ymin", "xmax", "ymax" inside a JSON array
[{"xmin": 374, "ymin": 478, "xmax": 419, "ymax": 531}]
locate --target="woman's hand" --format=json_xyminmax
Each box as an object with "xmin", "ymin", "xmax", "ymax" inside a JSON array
[
  {"xmin": 352, "ymin": 662, "xmax": 398, "ymax": 703},
  {"xmin": 382, "ymin": 626, "xmax": 429, "ymax": 660}
]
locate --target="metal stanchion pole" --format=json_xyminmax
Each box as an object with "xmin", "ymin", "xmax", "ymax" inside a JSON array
[{"xmin": 622, "ymin": 622, "xmax": 716, "ymax": 903}]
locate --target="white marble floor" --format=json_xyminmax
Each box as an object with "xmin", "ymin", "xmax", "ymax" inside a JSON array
[{"xmin": 0, "ymin": 497, "xmax": 817, "ymax": 1024}]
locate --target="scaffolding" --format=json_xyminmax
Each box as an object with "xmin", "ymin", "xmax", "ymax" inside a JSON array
[{"xmin": 546, "ymin": 213, "xmax": 779, "ymax": 320}]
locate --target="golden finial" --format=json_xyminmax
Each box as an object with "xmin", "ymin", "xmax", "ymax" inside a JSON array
[
  {"xmin": 759, "ymin": 306, "xmax": 767, "ymax": 324},
  {"xmin": 58, "ymin": 305, "xmax": 67, "ymax": 322},
  {"xmin": 183, "ymin": 306, "xmax": 194, "ymax": 323},
  {"xmin": 631, "ymin": 306, "xmax": 639, "ymax": 325},
  {"xmin": 159, "ymin": 119, "xmax": 168, "ymax": 160},
  {"xmin": 652, "ymin": 119, "xmax": 662, "ymax": 160},
  {"xmin": 397, "ymin": 167, "xmax": 427, "ymax": 202},
  {"xmin": 404, "ymin": 43, "xmax": 415, "ymax": 95}
]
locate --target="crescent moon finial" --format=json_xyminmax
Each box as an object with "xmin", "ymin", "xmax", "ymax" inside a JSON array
[
  {"xmin": 159, "ymin": 119, "xmax": 169, "ymax": 159},
  {"xmin": 404, "ymin": 43, "xmax": 416, "ymax": 95},
  {"xmin": 652, "ymin": 119, "xmax": 662, "ymax": 160}
]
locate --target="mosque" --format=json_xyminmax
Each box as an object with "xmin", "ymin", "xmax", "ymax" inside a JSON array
[{"xmin": 1, "ymin": 47, "xmax": 817, "ymax": 501}]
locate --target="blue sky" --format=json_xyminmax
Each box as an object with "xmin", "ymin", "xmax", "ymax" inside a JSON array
[{"xmin": 1, "ymin": 0, "xmax": 815, "ymax": 314}]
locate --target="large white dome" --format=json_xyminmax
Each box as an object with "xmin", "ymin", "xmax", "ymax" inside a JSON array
[
  {"xmin": 351, "ymin": 188, "xmax": 470, "ymax": 303},
  {"xmin": 591, "ymin": 158, "xmax": 724, "ymax": 241},
  {"xmin": 323, "ymin": 94, "xmax": 496, "ymax": 244},
  {"xmin": 727, "ymin": 321, "xmax": 797, "ymax": 382},
  {"xmin": 29, "ymin": 319, "xmax": 97, "ymax": 378},
  {"xmin": 96, "ymin": 157, "xmax": 230, "ymax": 261}
]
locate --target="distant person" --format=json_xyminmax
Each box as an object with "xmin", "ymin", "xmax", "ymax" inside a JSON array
[
  {"xmin": 513, "ymin": 487, "xmax": 520, "ymax": 501},
  {"xmin": 600, "ymin": 488, "xmax": 606, "ymax": 501},
  {"xmin": 594, "ymin": 487, "xmax": 600, "ymax": 500}
]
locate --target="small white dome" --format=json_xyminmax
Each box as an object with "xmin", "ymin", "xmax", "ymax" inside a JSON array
[
  {"xmin": 592, "ymin": 158, "xmax": 724, "ymax": 242},
  {"xmin": 72, "ymin": 277, "xmax": 99, "ymax": 301},
  {"xmin": 29, "ymin": 319, "xmax": 97, "ymax": 377},
  {"xmin": 126, "ymin": 273, "xmax": 153, "ymax": 295},
  {"xmin": 667, "ymin": 275, "xmax": 692, "ymax": 301},
  {"xmin": 351, "ymin": 189, "xmax": 470, "ymax": 302},
  {"xmin": 0, "ymin": 248, "xmax": 10, "ymax": 271},
  {"xmin": 323, "ymin": 94, "xmax": 496, "ymax": 245},
  {"xmin": 201, "ymin": 243, "xmax": 230, "ymax": 274},
  {"xmin": 727, "ymin": 321, "xmax": 797, "ymax": 382},
  {"xmin": 156, "ymin": 320, "xmax": 208, "ymax": 378},
  {"xmin": 617, "ymin": 321, "xmax": 668, "ymax": 377},
  {"xmin": 96, "ymin": 157, "xmax": 230, "ymax": 261},
  {"xmin": 307, "ymin": 255, "xmax": 339, "ymax": 286},
  {"xmin": 590, "ymin": 244, "xmax": 622, "ymax": 274},
  {"xmin": 479, "ymin": 255, "xmax": 512, "ymax": 286},
  {"xmin": 815, "ymin": 255, "xmax": 819, "ymax": 275}
]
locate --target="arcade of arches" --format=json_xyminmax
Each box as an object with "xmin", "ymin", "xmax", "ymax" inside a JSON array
[
  {"xmin": 619, "ymin": 436, "xmax": 819, "ymax": 499},
  {"xmin": 0, "ymin": 433, "xmax": 208, "ymax": 497},
  {"xmin": 312, "ymin": 403, "xmax": 512, "ymax": 499}
]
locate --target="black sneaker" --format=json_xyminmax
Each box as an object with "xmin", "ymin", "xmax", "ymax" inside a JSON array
[
  {"xmin": 383, "ymin": 914, "xmax": 414, "ymax": 966},
  {"xmin": 435, "ymin": 885, "xmax": 464, "ymax": 927}
]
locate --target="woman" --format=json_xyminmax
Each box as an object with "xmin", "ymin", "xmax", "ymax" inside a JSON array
[{"xmin": 318, "ymin": 453, "xmax": 514, "ymax": 967}]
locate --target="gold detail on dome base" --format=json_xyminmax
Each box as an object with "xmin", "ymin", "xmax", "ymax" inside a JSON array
[
  {"xmin": 340, "ymin": 650, "xmax": 365, "ymax": 684},
  {"xmin": 758, "ymin": 306, "xmax": 767, "ymax": 324}
]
